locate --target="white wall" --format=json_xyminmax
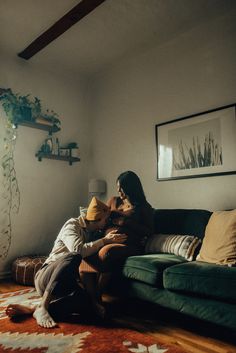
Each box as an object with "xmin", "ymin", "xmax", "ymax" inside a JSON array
[
  {"xmin": 1, "ymin": 10, "xmax": 236, "ymax": 277},
  {"xmin": 88, "ymin": 13, "xmax": 236, "ymax": 211},
  {"xmin": 0, "ymin": 56, "xmax": 90, "ymax": 276}
]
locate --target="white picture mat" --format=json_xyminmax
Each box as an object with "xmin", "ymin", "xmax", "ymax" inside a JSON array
[{"xmin": 157, "ymin": 106, "xmax": 236, "ymax": 179}]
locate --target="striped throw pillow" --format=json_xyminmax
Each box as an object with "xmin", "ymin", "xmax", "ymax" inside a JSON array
[{"xmin": 145, "ymin": 234, "xmax": 201, "ymax": 261}]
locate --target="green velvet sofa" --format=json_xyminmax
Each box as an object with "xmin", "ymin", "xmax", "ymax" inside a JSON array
[{"xmin": 112, "ymin": 209, "xmax": 236, "ymax": 331}]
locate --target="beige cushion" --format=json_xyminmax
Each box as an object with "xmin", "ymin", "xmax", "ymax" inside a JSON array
[
  {"xmin": 145, "ymin": 234, "xmax": 201, "ymax": 261},
  {"xmin": 197, "ymin": 210, "xmax": 236, "ymax": 265}
]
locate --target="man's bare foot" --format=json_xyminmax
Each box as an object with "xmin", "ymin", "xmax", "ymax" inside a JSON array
[
  {"xmin": 6, "ymin": 304, "xmax": 35, "ymax": 318},
  {"xmin": 33, "ymin": 306, "xmax": 57, "ymax": 328}
]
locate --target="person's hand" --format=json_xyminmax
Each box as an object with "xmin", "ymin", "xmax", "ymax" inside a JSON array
[{"xmin": 103, "ymin": 230, "xmax": 127, "ymax": 244}]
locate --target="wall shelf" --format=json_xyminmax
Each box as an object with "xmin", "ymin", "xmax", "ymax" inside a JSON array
[
  {"xmin": 16, "ymin": 120, "xmax": 60, "ymax": 134},
  {"xmin": 35, "ymin": 152, "xmax": 80, "ymax": 166}
]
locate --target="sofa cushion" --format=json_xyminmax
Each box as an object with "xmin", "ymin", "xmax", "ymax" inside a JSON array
[
  {"xmin": 145, "ymin": 234, "xmax": 201, "ymax": 261},
  {"xmin": 154, "ymin": 209, "xmax": 212, "ymax": 240},
  {"xmin": 163, "ymin": 261, "xmax": 236, "ymax": 303},
  {"xmin": 196, "ymin": 210, "xmax": 236, "ymax": 265},
  {"xmin": 122, "ymin": 254, "xmax": 186, "ymax": 287}
]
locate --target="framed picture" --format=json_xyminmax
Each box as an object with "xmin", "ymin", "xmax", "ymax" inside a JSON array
[{"xmin": 155, "ymin": 103, "xmax": 236, "ymax": 181}]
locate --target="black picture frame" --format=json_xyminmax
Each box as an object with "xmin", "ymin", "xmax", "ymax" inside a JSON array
[{"xmin": 155, "ymin": 103, "xmax": 236, "ymax": 181}]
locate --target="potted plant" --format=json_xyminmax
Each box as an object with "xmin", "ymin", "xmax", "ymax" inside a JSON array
[
  {"xmin": 0, "ymin": 88, "xmax": 33, "ymax": 124},
  {"xmin": 43, "ymin": 109, "xmax": 61, "ymax": 129},
  {"xmin": 31, "ymin": 97, "xmax": 42, "ymax": 120}
]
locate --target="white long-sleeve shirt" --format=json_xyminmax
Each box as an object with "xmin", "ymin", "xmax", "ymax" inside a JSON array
[{"xmin": 45, "ymin": 216, "xmax": 105, "ymax": 265}]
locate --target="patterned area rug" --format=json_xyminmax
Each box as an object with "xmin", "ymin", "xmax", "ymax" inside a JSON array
[{"xmin": 0, "ymin": 289, "xmax": 187, "ymax": 353}]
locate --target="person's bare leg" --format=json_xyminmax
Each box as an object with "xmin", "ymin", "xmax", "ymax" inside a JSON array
[
  {"xmin": 97, "ymin": 272, "xmax": 111, "ymax": 296},
  {"xmin": 6, "ymin": 304, "xmax": 35, "ymax": 318},
  {"xmin": 80, "ymin": 272, "xmax": 106, "ymax": 319},
  {"xmin": 33, "ymin": 290, "xmax": 57, "ymax": 328}
]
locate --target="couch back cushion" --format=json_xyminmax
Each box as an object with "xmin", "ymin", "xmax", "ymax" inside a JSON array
[
  {"xmin": 197, "ymin": 210, "xmax": 236, "ymax": 265},
  {"xmin": 154, "ymin": 209, "xmax": 212, "ymax": 239}
]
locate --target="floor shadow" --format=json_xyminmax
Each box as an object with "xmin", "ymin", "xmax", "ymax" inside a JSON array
[{"xmin": 104, "ymin": 295, "xmax": 236, "ymax": 345}]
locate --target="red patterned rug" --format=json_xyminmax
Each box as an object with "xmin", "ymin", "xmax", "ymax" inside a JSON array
[{"xmin": 0, "ymin": 289, "xmax": 187, "ymax": 353}]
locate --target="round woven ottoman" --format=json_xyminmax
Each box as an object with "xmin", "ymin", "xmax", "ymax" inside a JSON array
[{"xmin": 12, "ymin": 255, "xmax": 47, "ymax": 286}]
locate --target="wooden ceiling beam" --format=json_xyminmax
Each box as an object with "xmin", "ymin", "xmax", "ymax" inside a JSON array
[{"xmin": 18, "ymin": 0, "xmax": 106, "ymax": 60}]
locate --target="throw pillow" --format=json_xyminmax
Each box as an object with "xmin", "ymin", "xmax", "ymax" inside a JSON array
[
  {"xmin": 145, "ymin": 234, "xmax": 201, "ymax": 261},
  {"xmin": 196, "ymin": 210, "xmax": 236, "ymax": 265}
]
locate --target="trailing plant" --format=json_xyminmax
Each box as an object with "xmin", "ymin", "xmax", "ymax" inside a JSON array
[
  {"xmin": 0, "ymin": 88, "xmax": 61, "ymax": 259},
  {"xmin": 0, "ymin": 89, "xmax": 21, "ymax": 259},
  {"xmin": 0, "ymin": 88, "xmax": 33, "ymax": 125},
  {"xmin": 44, "ymin": 109, "xmax": 61, "ymax": 127},
  {"xmin": 0, "ymin": 119, "xmax": 20, "ymax": 259},
  {"xmin": 0, "ymin": 88, "xmax": 61, "ymax": 128}
]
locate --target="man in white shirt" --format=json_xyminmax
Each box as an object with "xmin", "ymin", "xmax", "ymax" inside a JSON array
[{"xmin": 6, "ymin": 197, "xmax": 127, "ymax": 328}]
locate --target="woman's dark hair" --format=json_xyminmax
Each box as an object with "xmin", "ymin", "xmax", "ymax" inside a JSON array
[{"xmin": 117, "ymin": 171, "xmax": 147, "ymax": 206}]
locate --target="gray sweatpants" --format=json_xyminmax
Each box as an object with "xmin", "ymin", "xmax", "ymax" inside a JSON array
[{"xmin": 34, "ymin": 252, "xmax": 91, "ymax": 318}]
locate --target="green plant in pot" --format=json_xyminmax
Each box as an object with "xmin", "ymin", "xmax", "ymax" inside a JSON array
[
  {"xmin": 43, "ymin": 109, "xmax": 61, "ymax": 129},
  {"xmin": 17, "ymin": 94, "xmax": 33, "ymax": 122},
  {"xmin": 31, "ymin": 97, "xmax": 42, "ymax": 120},
  {"xmin": 0, "ymin": 88, "xmax": 33, "ymax": 124}
]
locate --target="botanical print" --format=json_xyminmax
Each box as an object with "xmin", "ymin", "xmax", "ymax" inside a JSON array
[
  {"xmin": 169, "ymin": 118, "xmax": 223, "ymax": 171},
  {"xmin": 156, "ymin": 104, "xmax": 236, "ymax": 180}
]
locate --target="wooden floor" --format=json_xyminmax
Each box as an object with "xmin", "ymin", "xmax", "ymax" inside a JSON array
[{"xmin": 0, "ymin": 280, "xmax": 236, "ymax": 353}]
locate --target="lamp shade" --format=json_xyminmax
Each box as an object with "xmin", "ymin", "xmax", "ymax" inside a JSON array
[{"xmin": 88, "ymin": 179, "xmax": 106, "ymax": 194}]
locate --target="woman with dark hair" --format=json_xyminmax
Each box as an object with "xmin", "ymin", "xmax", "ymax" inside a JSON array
[
  {"xmin": 80, "ymin": 171, "xmax": 154, "ymax": 317},
  {"xmin": 117, "ymin": 170, "xmax": 146, "ymax": 205},
  {"xmin": 106, "ymin": 170, "xmax": 154, "ymax": 249}
]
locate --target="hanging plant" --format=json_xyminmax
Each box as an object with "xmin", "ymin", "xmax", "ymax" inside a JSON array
[
  {"xmin": 43, "ymin": 109, "xmax": 61, "ymax": 128},
  {"xmin": 0, "ymin": 88, "xmax": 61, "ymax": 259},
  {"xmin": 0, "ymin": 88, "xmax": 33, "ymax": 125},
  {"xmin": 0, "ymin": 121, "xmax": 20, "ymax": 259},
  {"xmin": 0, "ymin": 88, "xmax": 61, "ymax": 128},
  {"xmin": 0, "ymin": 89, "xmax": 21, "ymax": 259}
]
